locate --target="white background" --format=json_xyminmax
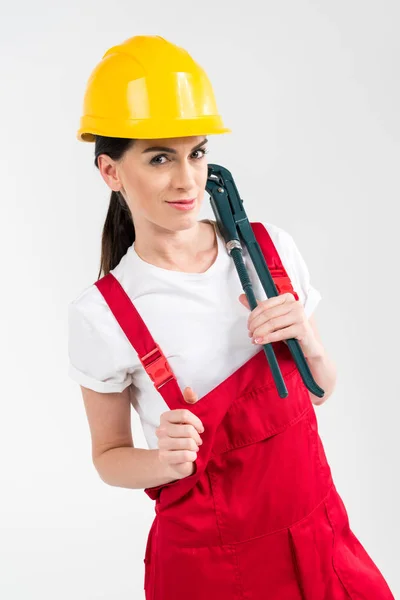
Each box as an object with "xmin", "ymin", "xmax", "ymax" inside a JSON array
[{"xmin": 1, "ymin": 0, "xmax": 399, "ymax": 597}]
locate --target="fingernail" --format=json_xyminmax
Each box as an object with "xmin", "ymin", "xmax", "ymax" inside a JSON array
[{"xmin": 254, "ymin": 337, "xmax": 263, "ymax": 344}]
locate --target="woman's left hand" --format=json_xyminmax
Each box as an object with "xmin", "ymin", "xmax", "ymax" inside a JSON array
[{"xmin": 239, "ymin": 292, "xmax": 321, "ymax": 357}]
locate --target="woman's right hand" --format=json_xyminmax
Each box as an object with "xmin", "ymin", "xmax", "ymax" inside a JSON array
[{"xmin": 156, "ymin": 387, "xmax": 204, "ymax": 481}]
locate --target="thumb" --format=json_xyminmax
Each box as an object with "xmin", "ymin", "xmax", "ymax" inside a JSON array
[
  {"xmin": 183, "ymin": 386, "xmax": 198, "ymax": 404},
  {"xmin": 239, "ymin": 293, "xmax": 261, "ymax": 311},
  {"xmin": 239, "ymin": 293, "xmax": 253, "ymax": 310},
  {"xmin": 238, "ymin": 293, "xmax": 248, "ymax": 309}
]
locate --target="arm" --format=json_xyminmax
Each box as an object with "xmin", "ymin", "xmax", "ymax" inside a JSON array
[
  {"xmin": 302, "ymin": 314, "xmax": 337, "ymax": 406},
  {"xmin": 81, "ymin": 385, "xmax": 174, "ymax": 489}
]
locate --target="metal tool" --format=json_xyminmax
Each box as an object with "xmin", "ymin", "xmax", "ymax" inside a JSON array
[{"xmin": 206, "ymin": 163, "xmax": 325, "ymax": 399}]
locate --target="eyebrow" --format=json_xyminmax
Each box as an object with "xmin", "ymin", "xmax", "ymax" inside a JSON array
[{"xmin": 142, "ymin": 138, "xmax": 208, "ymax": 154}]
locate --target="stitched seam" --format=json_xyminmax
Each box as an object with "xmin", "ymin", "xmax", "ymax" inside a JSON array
[
  {"xmin": 231, "ymin": 482, "xmax": 335, "ymax": 546},
  {"xmin": 231, "ymin": 365, "xmax": 299, "ymax": 407},
  {"xmin": 288, "ymin": 529, "xmax": 307, "ymax": 600},
  {"xmin": 306, "ymin": 410, "xmax": 323, "ymax": 471},
  {"xmin": 229, "ymin": 544, "xmax": 245, "ymax": 600},
  {"xmin": 205, "ymin": 468, "xmax": 224, "ymax": 546},
  {"xmin": 306, "ymin": 410, "xmax": 333, "ymax": 485},
  {"xmin": 324, "ymin": 498, "xmax": 354, "ymax": 599}
]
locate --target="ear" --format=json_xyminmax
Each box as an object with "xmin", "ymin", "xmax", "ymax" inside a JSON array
[{"xmin": 97, "ymin": 154, "xmax": 123, "ymax": 193}]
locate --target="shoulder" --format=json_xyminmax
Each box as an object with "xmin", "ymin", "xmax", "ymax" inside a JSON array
[
  {"xmin": 211, "ymin": 217, "xmax": 298, "ymax": 265},
  {"xmin": 249, "ymin": 221, "xmax": 300, "ymax": 264},
  {"xmin": 257, "ymin": 220, "xmax": 294, "ymax": 246},
  {"xmin": 68, "ymin": 281, "xmax": 107, "ymax": 327},
  {"xmin": 67, "ymin": 276, "xmax": 137, "ymax": 393},
  {"xmin": 257, "ymin": 220, "xmax": 306, "ymax": 260},
  {"xmin": 68, "ymin": 275, "xmax": 128, "ymax": 354},
  {"xmin": 256, "ymin": 221, "xmax": 322, "ymax": 317},
  {"xmin": 211, "ymin": 218, "xmax": 292, "ymax": 246},
  {"xmin": 68, "ymin": 247, "xmax": 133, "ymax": 325}
]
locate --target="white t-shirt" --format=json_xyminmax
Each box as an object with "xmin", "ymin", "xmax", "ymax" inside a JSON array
[{"xmin": 68, "ymin": 220, "xmax": 322, "ymax": 449}]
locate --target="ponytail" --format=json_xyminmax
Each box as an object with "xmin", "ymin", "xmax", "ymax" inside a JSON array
[
  {"xmin": 93, "ymin": 135, "xmax": 136, "ymax": 278},
  {"xmin": 97, "ymin": 190, "xmax": 135, "ymax": 278}
]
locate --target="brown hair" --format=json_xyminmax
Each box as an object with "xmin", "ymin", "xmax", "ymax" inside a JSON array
[{"xmin": 94, "ymin": 135, "xmax": 136, "ymax": 279}]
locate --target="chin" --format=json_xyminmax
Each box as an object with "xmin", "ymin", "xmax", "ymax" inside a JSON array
[
  {"xmin": 165, "ymin": 207, "xmax": 202, "ymax": 229},
  {"xmin": 172, "ymin": 216, "xmax": 200, "ymax": 231}
]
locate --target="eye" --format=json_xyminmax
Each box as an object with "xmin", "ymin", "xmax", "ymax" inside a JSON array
[
  {"xmin": 149, "ymin": 147, "xmax": 209, "ymax": 166},
  {"xmin": 192, "ymin": 148, "xmax": 209, "ymax": 159},
  {"xmin": 149, "ymin": 154, "xmax": 169, "ymax": 165}
]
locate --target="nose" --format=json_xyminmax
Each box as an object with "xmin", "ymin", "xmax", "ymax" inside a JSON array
[{"xmin": 171, "ymin": 159, "xmax": 197, "ymax": 193}]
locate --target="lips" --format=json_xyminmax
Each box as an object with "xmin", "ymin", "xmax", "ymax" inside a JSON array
[
  {"xmin": 166, "ymin": 198, "xmax": 196, "ymax": 211},
  {"xmin": 167, "ymin": 198, "xmax": 196, "ymax": 204}
]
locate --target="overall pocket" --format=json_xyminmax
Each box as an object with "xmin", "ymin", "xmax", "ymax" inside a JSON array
[{"xmin": 207, "ymin": 368, "xmax": 329, "ymax": 544}]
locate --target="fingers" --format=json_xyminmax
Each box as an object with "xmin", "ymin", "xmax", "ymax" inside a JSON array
[
  {"xmin": 247, "ymin": 292, "xmax": 295, "ymax": 324},
  {"xmin": 161, "ymin": 407, "xmax": 204, "ymax": 434},
  {"xmin": 158, "ymin": 407, "xmax": 204, "ymax": 448},
  {"xmin": 159, "ymin": 449, "xmax": 198, "ymax": 466},
  {"xmin": 249, "ymin": 302, "xmax": 294, "ymax": 335},
  {"xmin": 253, "ymin": 324, "xmax": 298, "ymax": 345},
  {"xmin": 158, "ymin": 422, "xmax": 203, "ymax": 447},
  {"xmin": 158, "ymin": 435, "xmax": 200, "ymax": 453},
  {"xmin": 156, "ymin": 414, "xmax": 202, "ymax": 468},
  {"xmin": 156, "ymin": 396, "xmax": 205, "ymax": 472},
  {"xmin": 250, "ymin": 311, "xmax": 296, "ymax": 342}
]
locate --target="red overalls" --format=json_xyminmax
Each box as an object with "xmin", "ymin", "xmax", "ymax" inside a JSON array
[{"xmin": 96, "ymin": 223, "xmax": 394, "ymax": 599}]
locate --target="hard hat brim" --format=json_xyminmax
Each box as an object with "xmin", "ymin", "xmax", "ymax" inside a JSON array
[{"xmin": 77, "ymin": 115, "xmax": 231, "ymax": 142}]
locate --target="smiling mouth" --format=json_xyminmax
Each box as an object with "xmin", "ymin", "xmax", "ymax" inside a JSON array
[
  {"xmin": 166, "ymin": 198, "xmax": 196, "ymax": 211},
  {"xmin": 167, "ymin": 198, "xmax": 196, "ymax": 204}
]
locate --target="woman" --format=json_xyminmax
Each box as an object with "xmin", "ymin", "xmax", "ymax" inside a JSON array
[{"xmin": 68, "ymin": 35, "xmax": 394, "ymax": 599}]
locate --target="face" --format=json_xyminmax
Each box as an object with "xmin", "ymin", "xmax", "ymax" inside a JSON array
[{"xmin": 98, "ymin": 135, "xmax": 209, "ymax": 233}]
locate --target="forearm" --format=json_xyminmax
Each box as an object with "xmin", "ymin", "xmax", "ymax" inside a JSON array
[
  {"xmin": 301, "ymin": 341, "xmax": 337, "ymax": 406},
  {"xmin": 94, "ymin": 447, "xmax": 174, "ymax": 490}
]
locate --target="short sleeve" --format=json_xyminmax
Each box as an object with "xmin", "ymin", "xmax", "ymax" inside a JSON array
[
  {"xmin": 67, "ymin": 292, "xmax": 134, "ymax": 394},
  {"xmin": 263, "ymin": 222, "xmax": 322, "ymax": 319}
]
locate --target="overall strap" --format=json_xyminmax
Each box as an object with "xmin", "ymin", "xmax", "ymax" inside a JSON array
[
  {"xmin": 251, "ymin": 222, "xmax": 299, "ymax": 300},
  {"xmin": 95, "ymin": 274, "xmax": 185, "ymax": 410}
]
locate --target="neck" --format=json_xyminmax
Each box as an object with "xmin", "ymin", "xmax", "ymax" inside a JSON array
[{"xmin": 133, "ymin": 219, "xmax": 218, "ymax": 273}]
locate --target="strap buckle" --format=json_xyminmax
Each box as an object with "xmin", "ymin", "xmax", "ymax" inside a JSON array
[
  {"xmin": 139, "ymin": 344, "xmax": 176, "ymax": 390},
  {"xmin": 270, "ymin": 268, "xmax": 299, "ymax": 300}
]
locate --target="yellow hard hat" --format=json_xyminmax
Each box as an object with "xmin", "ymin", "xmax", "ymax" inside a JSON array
[{"xmin": 77, "ymin": 35, "xmax": 231, "ymax": 142}]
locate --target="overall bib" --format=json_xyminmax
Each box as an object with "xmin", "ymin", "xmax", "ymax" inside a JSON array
[{"xmin": 95, "ymin": 223, "xmax": 394, "ymax": 599}]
